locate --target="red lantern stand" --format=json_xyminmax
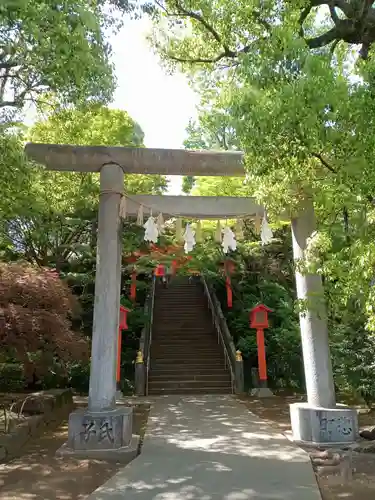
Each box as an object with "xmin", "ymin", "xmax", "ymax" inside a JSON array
[
  {"xmin": 249, "ymin": 304, "xmax": 273, "ymax": 395},
  {"xmin": 223, "ymin": 259, "xmax": 235, "ymax": 308},
  {"xmin": 117, "ymin": 305, "xmax": 130, "ymax": 394}
]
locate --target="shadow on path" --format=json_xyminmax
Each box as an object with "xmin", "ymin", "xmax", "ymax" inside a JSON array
[{"xmin": 89, "ymin": 395, "xmax": 321, "ymax": 500}]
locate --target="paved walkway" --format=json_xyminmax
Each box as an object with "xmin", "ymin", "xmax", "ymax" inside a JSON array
[{"xmin": 88, "ymin": 395, "xmax": 321, "ymax": 499}]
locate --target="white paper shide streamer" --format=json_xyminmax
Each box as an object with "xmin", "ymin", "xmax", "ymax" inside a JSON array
[
  {"xmin": 222, "ymin": 227, "xmax": 237, "ymax": 254},
  {"xmin": 183, "ymin": 223, "xmax": 196, "ymax": 253},
  {"xmin": 143, "ymin": 217, "xmax": 159, "ymax": 243},
  {"xmin": 260, "ymin": 215, "xmax": 273, "ymax": 245}
]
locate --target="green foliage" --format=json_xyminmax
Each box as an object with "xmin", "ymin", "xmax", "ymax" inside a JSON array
[
  {"xmin": 151, "ymin": 0, "xmax": 375, "ymax": 402},
  {"xmin": 0, "ymin": 0, "xmax": 117, "ymax": 119},
  {"xmin": 0, "ymin": 105, "xmax": 167, "ymax": 267},
  {"xmin": 0, "ymin": 103, "xmax": 164, "ymax": 392},
  {"xmin": 0, "ymin": 363, "xmax": 25, "ymax": 392},
  {"xmin": 203, "ymin": 232, "xmax": 304, "ymax": 390},
  {"xmin": 28, "ymin": 103, "xmax": 168, "ymax": 195}
]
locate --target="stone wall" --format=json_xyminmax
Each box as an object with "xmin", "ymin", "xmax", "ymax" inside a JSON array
[{"xmin": 0, "ymin": 389, "xmax": 74, "ymax": 462}]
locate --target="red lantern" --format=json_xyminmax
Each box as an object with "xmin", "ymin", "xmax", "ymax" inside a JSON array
[
  {"xmin": 249, "ymin": 304, "xmax": 273, "ymax": 388},
  {"xmin": 154, "ymin": 264, "xmax": 165, "ymax": 277},
  {"xmin": 249, "ymin": 304, "xmax": 272, "ymax": 329}
]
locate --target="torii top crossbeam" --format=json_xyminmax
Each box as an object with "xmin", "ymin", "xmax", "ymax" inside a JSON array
[
  {"xmin": 25, "ymin": 143, "xmax": 244, "ymax": 176},
  {"xmin": 24, "ymin": 144, "xmax": 260, "ymax": 218}
]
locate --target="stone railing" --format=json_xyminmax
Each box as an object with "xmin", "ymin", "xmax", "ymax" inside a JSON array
[
  {"xmin": 201, "ymin": 276, "xmax": 244, "ymax": 394},
  {"xmin": 134, "ymin": 276, "xmax": 156, "ymax": 396}
]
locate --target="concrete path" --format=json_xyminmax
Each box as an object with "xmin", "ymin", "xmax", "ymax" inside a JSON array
[{"xmin": 88, "ymin": 395, "xmax": 321, "ymax": 499}]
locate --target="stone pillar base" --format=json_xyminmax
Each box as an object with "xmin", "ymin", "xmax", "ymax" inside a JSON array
[
  {"xmin": 250, "ymin": 387, "xmax": 274, "ymax": 397},
  {"xmin": 116, "ymin": 391, "xmax": 124, "ymax": 400},
  {"xmin": 56, "ymin": 406, "xmax": 139, "ymax": 461},
  {"xmin": 290, "ymin": 402, "xmax": 359, "ymax": 445}
]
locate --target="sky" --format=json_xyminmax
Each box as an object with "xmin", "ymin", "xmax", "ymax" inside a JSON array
[{"xmin": 110, "ymin": 17, "xmax": 198, "ymax": 194}]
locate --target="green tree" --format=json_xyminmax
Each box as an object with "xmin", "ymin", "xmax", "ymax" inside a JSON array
[
  {"xmin": 28, "ymin": 104, "xmax": 167, "ymax": 194},
  {"xmin": 1, "ymin": 105, "xmax": 167, "ymax": 267},
  {"xmin": 0, "ymin": 1, "xmax": 119, "ymax": 120},
  {"xmin": 183, "ymin": 117, "xmax": 247, "ymax": 196},
  {"xmin": 150, "ymin": 0, "xmax": 375, "ymax": 401}
]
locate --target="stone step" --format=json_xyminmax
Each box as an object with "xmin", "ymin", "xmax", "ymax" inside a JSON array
[
  {"xmin": 155, "ymin": 297, "xmax": 206, "ymax": 300},
  {"xmin": 153, "ymin": 338, "xmax": 216, "ymax": 342},
  {"xmin": 148, "ymin": 387, "xmax": 231, "ymax": 395},
  {"xmin": 153, "ymin": 309, "xmax": 210, "ymax": 313},
  {"xmin": 152, "ymin": 340, "xmax": 218, "ymax": 346},
  {"xmin": 153, "ymin": 324, "xmax": 214, "ymax": 329},
  {"xmin": 149, "ymin": 373, "xmax": 231, "ymax": 382},
  {"xmin": 151, "ymin": 358, "xmax": 226, "ymax": 366},
  {"xmin": 153, "ymin": 322, "xmax": 213, "ymax": 326},
  {"xmin": 149, "ymin": 280, "xmax": 231, "ymax": 396},
  {"xmin": 151, "ymin": 364, "xmax": 226, "ymax": 370},
  {"xmin": 152, "ymin": 338, "xmax": 218, "ymax": 344},
  {"xmin": 152, "ymin": 342, "xmax": 219, "ymax": 345},
  {"xmin": 150, "ymin": 367, "xmax": 230, "ymax": 376},
  {"xmin": 148, "ymin": 380, "xmax": 232, "ymax": 390},
  {"xmin": 155, "ymin": 294, "xmax": 203, "ymax": 298},
  {"xmin": 152, "ymin": 334, "xmax": 216, "ymax": 340},
  {"xmin": 151, "ymin": 360, "xmax": 224, "ymax": 367},
  {"xmin": 154, "ymin": 316, "xmax": 209, "ymax": 319},
  {"xmin": 153, "ymin": 322, "xmax": 213, "ymax": 327},
  {"xmin": 152, "ymin": 344, "xmax": 219, "ymax": 350},
  {"xmin": 152, "ymin": 325, "xmax": 217, "ymax": 339},
  {"xmin": 155, "ymin": 288, "xmax": 203, "ymax": 293},
  {"xmin": 155, "ymin": 309, "xmax": 207, "ymax": 312},
  {"xmin": 155, "ymin": 306, "xmax": 207, "ymax": 309},
  {"xmin": 151, "ymin": 351, "xmax": 224, "ymax": 358},
  {"xmin": 155, "ymin": 295, "xmax": 206, "ymax": 300},
  {"xmin": 156, "ymin": 288, "xmax": 202, "ymax": 291},
  {"xmin": 153, "ymin": 331, "xmax": 216, "ymax": 336},
  {"xmin": 151, "ymin": 348, "xmax": 222, "ymax": 355},
  {"xmin": 156, "ymin": 296, "xmax": 205, "ymax": 300}
]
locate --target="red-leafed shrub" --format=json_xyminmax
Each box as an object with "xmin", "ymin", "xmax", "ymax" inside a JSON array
[{"xmin": 0, "ymin": 263, "xmax": 88, "ymax": 379}]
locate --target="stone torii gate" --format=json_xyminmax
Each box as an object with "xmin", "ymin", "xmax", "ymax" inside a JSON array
[{"xmin": 25, "ymin": 143, "xmax": 358, "ymax": 456}]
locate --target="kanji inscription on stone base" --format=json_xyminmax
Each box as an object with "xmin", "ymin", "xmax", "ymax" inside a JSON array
[{"xmin": 67, "ymin": 407, "xmax": 132, "ymax": 451}]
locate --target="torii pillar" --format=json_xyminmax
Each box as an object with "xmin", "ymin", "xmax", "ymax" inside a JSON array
[{"xmin": 289, "ymin": 198, "xmax": 358, "ymax": 444}]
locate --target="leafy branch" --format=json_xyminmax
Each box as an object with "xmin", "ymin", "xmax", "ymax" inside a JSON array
[{"xmin": 156, "ymin": 0, "xmax": 268, "ymax": 64}]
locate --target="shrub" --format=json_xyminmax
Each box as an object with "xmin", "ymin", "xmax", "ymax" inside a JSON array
[
  {"xmin": 0, "ymin": 363, "xmax": 25, "ymax": 391},
  {"xmin": 0, "ymin": 263, "xmax": 88, "ymax": 381}
]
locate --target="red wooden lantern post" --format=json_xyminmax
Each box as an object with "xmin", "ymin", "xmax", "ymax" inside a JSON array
[
  {"xmin": 223, "ymin": 259, "xmax": 235, "ymax": 308},
  {"xmin": 249, "ymin": 304, "xmax": 272, "ymax": 389},
  {"xmin": 117, "ymin": 305, "xmax": 130, "ymax": 393},
  {"xmin": 130, "ymin": 270, "xmax": 137, "ymax": 301}
]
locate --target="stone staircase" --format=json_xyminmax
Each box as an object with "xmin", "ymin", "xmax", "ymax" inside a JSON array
[{"xmin": 148, "ymin": 277, "xmax": 232, "ymax": 395}]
